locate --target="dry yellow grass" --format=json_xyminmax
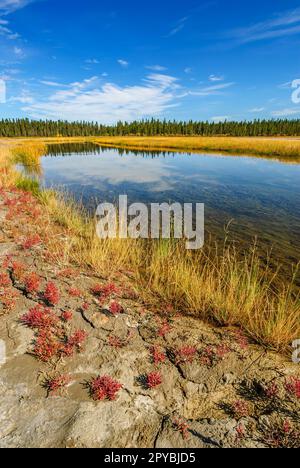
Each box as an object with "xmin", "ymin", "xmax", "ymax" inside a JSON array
[
  {"xmin": 94, "ymin": 136, "xmax": 300, "ymax": 162},
  {"xmin": 0, "ymin": 139, "xmax": 299, "ymax": 353}
]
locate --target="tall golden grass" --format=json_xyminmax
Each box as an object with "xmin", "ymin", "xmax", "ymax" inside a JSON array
[
  {"xmin": 0, "ymin": 140, "xmax": 299, "ymax": 353},
  {"xmin": 41, "ymin": 190, "xmax": 300, "ymax": 353},
  {"xmin": 94, "ymin": 136, "xmax": 300, "ymax": 162}
]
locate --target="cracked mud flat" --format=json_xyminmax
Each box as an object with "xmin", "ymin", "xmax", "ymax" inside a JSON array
[{"xmin": 0, "ymin": 189, "xmax": 299, "ymax": 448}]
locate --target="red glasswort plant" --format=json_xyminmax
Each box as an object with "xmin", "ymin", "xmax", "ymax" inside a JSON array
[
  {"xmin": 0, "ymin": 288, "xmax": 19, "ymax": 310},
  {"xmin": 158, "ymin": 320, "xmax": 172, "ymax": 338},
  {"xmin": 22, "ymin": 234, "xmax": 42, "ymax": 250},
  {"xmin": 285, "ymin": 377, "xmax": 300, "ymax": 399},
  {"xmin": 21, "ymin": 304, "xmax": 58, "ymax": 330},
  {"xmin": 109, "ymin": 301, "xmax": 124, "ymax": 316},
  {"xmin": 11, "ymin": 261, "xmax": 26, "ymax": 281},
  {"xmin": 66, "ymin": 329, "xmax": 87, "ymax": 352},
  {"xmin": 24, "ymin": 272, "xmax": 40, "ymax": 295},
  {"xmin": 264, "ymin": 381, "xmax": 279, "ymax": 400},
  {"xmin": 231, "ymin": 400, "xmax": 250, "ymax": 419},
  {"xmin": 91, "ymin": 282, "xmax": 118, "ymax": 302},
  {"xmin": 45, "ymin": 374, "xmax": 71, "ymax": 395},
  {"xmin": 151, "ymin": 346, "xmax": 166, "ymax": 365},
  {"xmin": 89, "ymin": 375, "xmax": 123, "ymax": 401},
  {"xmin": 44, "ymin": 281, "xmax": 60, "ymax": 306},
  {"xmin": 175, "ymin": 346, "xmax": 197, "ymax": 364},
  {"xmin": 33, "ymin": 330, "xmax": 61, "ymax": 362},
  {"xmin": 61, "ymin": 310, "xmax": 73, "ymax": 322},
  {"xmin": 146, "ymin": 371, "xmax": 162, "ymax": 389},
  {"xmin": 68, "ymin": 287, "xmax": 83, "ymax": 298},
  {"xmin": 0, "ymin": 272, "xmax": 11, "ymax": 288},
  {"xmin": 172, "ymin": 418, "xmax": 190, "ymax": 440}
]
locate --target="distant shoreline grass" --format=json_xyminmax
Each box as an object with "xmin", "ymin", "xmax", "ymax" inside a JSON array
[
  {"xmin": 2, "ymin": 135, "xmax": 300, "ymax": 162},
  {"xmin": 0, "ymin": 139, "xmax": 300, "ymax": 354},
  {"xmin": 93, "ymin": 136, "xmax": 300, "ymax": 162}
]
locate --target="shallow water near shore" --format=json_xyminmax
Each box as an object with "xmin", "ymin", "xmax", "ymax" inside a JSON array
[{"xmin": 38, "ymin": 143, "xmax": 300, "ymax": 277}]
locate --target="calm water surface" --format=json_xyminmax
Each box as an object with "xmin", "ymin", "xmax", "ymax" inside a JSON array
[{"xmin": 40, "ymin": 143, "xmax": 300, "ymax": 273}]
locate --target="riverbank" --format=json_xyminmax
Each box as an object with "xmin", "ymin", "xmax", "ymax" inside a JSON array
[
  {"xmin": 93, "ymin": 136, "xmax": 300, "ymax": 162},
  {"xmin": 0, "ymin": 186, "xmax": 300, "ymax": 448},
  {"xmin": 2, "ymin": 135, "xmax": 300, "ymax": 162},
  {"xmin": 1, "ymin": 139, "xmax": 300, "ymax": 353}
]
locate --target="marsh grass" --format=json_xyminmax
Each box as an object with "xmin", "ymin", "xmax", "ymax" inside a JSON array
[
  {"xmin": 1, "ymin": 140, "xmax": 299, "ymax": 353},
  {"xmin": 94, "ymin": 136, "xmax": 300, "ymax": 162}
]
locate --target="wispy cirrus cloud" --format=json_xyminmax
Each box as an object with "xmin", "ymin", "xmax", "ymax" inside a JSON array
[
  {"xmin": 0, "ymin": 0, "xmax": 35, "ymax": 15},
  {"xmin": 228, "ymin": 7, "xmax": 300, "ymax": 44},
  {"xmin": 209, "ymin": 74, "xmax": 224, "ymax": 82},
  {"xmin": 145, "ymin": 65, "xmax": 167, "ymax": 72},
  {"xmin": 190, "ymin": 81, "xmax": 235, "ymax": 96},
  {"xmin": 271, "ymin": 108, "xmax": 300, "ymax": 117},
  {"xmin": 22, "ymin": 74, "xmax": 182, "ymax": 123},
  {"xmin": 166, "ymin": 16, "xmax": 189, "ymax": 37}
]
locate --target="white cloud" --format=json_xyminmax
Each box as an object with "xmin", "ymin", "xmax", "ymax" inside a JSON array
[
  {"xmin": 13, "ymin": 46, "xmax": 23, "ymax": 56},
  {"xmin": 85, "ymin": 58, "xmax": 100, "ymax": 64},
  {"xmin": 9, "ymin": 92, "xmax": 33, "ymax": 104},
  {"xmin": 146, "ymin": 65, "xmax": 167, "ymax": 72},
  {"xmin": 278, "ymin": 81, "xmax": 293, "ymax": 89},
  {"xmin": 249, "ymin": 107, "xmax": 265, "ymax": 113},
  {"xmin": 184, "ymin": 67, "xmax": 192, "ymax": 74},
  {"xmin": 229, "ymin": 7, "xmax": 300, "ymax": 44},
  {"xmin": 22, "ymin": 74, "xmax": 181, "ymax": 123},
  {"xmin": 0, "ymin": 0, "xmax": 34, "ymax": 15},
  {"xmin": 209, "ymin": 74, "xmax": 224, "ymax": 82},
  {"xmin": 39, "ymin": 80, "xmax": 64, "ymax": 87},
  {"xmin": 271, "ymin": 108, "xmax": 300, "ymax": 117},
  {"xmin": 190, "ymin": 81, "xmax": 235, "ymax": 96},
  {"xmin": 211, "ymin": 116, "xmax": 230, "ymax": 122},
  {"xmin": 118, "ymin": 59, "xmax": 129, "ymax": 68},
  {"xmin": 166, "ymin": 16, "xmax": 189, "ymax": 37}
]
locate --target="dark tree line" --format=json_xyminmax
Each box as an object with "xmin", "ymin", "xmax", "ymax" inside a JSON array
[{"xmin": 1, "ymin": 118, "xmax": 300, "ymax": 137}]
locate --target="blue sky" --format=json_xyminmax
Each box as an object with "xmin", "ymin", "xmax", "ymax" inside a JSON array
[{"xmin": 0, "ymin": 0, "xmax": 300, "ymax": 123}]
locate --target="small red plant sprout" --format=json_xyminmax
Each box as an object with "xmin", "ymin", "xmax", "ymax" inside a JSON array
[
  {"xmin": 151, "ymin": 346, "xmax": 166, "ymax": 365},
  {"xmin": 173, "ymin": 418, "xmax": 190, "ymax": 440},
  {"xmin": 158, "ymin": 320, "xmax": 172, "ymax": 338},
  {"xmin": 175, "ymin": 346, "xmax": 197, "ymax": 364},
  {"xmin": 108, "ymin": 330, "xmax": 133, "ymax": 348},
  {"xmin": 91, "ymin": 283, "xmax": 118, "ymax": 303},
  {"xmin": 89, "ymin": 375, "xmax": 123, "ymax": 401},
  {"xmin": 82, "ymin": 302, "xmax": 90, "ymax": 311},
  {"xmin": 67, "ymin": 329, "xmax": 87, "ymax": 352},
  {"xmin": 68, "ymin": 287, "xmax": 83, "ymax": 298},
  {"xmin": 22, "ymin": 234, "xmax": 42, "ymax": 250},
  {"xmin": 109, "ymin": 301, "xmax": 124, "ymax": 316},
  {"xmin": 234, "ymin": 329, "xmax": 249, "ymax": 350},
  {"xmin": 24, "ymin": 272, "xmax": 40, "ymax": 295},
  {"xmin": 146, "ymin": 371, "xmax": 162, "ymax": 389},
  {"xmin": 45, "ymin": 374, "xmax": 71, "ymax": 396},
  {"xmin": 265, "ymin": 381, "xmax": 279, "ymax": 400},
  {"xmin": 285, "ymin": 377, "xmax": 300, "ymax": 399},
  {"xmin": 11, "ymin": 261, "xmax": 26, "ymax": 281},
  {"xmin": 61, "ymin": 310, "xmax": 73, "ymax": 322},
  {"xmin": 0, "ymin": 288, "xmax": 19, "ymax": 310},
  {"xmin": 21, "ymin": 305, "xmax": 58, "ymax": 330},
  {"xmin": 215, "ymin": 344, "xmax": 231, "ymax": 360},
  {"xmin": 0, "ymin": 272, "xmax": 11, "ymax": 288},
  {"xmin": 44, "ymin": 281, "xmax": 60, "ymax": 306},
  {"xmin": 231, "ymin": 400, "xmax": 250, "ymax": 419},
  {"xmin": 235, "ymin": 424, "xmax": 246, "ymax": 444}
]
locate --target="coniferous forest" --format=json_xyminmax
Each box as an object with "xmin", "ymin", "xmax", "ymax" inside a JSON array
[{"xmin": 1, "ymin": 118, "xmax": 300, "ymax": 138}]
